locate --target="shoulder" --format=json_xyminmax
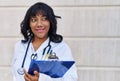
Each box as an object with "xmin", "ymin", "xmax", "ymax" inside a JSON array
[
  {"xmin": 51, "ymin": 41, "xmax": 74, "ymax": 60},
  {"xmin": 51, "ymin": 41, "xmax": 71, "ymax": 50},
  {"xmin": 14, "ymin": 40, "xmax": 28, "ymax": 50}
]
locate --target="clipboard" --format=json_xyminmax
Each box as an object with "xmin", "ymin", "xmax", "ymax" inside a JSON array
[{"xmin": 28, "ymin": 60, "xmax": 75, "ymax": 78}]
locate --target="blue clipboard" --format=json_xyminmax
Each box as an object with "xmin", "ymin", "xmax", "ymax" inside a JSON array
[{"xmin": 28, "ymin": 60, "xmax": 75, "ymax": 78}]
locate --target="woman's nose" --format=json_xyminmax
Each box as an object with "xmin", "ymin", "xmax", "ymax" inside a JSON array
[{"xmin": 37, "ymin": 20, "xmax": 43, "ymax": 26}]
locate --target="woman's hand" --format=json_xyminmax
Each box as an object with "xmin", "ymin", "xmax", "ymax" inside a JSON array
[{"xmin": 24, "ymin": 69, "xmax": 39, "ymax": 81}]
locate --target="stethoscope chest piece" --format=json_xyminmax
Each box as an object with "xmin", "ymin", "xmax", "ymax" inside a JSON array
[{"xmin": 17, "ymin": 68, "xmax": 24, "ymax": 75}]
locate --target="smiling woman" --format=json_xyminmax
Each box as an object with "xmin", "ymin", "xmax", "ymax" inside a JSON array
[
  {"xmin": 30, "ymin": 14, "xmax": 50, "ymax": 47},
  {"xmin": 12, "ymin": 2, "xmax": 78, "ymax": 81}
]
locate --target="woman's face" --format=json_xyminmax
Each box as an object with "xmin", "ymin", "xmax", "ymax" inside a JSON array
[{"xmin": 30, "ymin": 14, "xmax": 50, "ymax": 40}]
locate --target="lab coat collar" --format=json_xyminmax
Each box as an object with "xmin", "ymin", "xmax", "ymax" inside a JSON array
[{"xmin": 30, "ymin": 37, "xmax": 50, "ymax": 53}]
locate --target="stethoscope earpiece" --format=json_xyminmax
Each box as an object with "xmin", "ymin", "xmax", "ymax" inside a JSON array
[{"xmin": 31, "ymin": 53, "xmax": 38, "ymax": 60}]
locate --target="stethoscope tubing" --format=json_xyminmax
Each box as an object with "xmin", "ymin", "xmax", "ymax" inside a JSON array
[
  {"xmin": 42, "ymin": 40, "xmax": 51, "ymax": 56},
  {"xmin": 21, "ymin": 39, "xmax": 31, "ymax": 68},
  {"xmin": 21, "ymin": 38, "xmax": 51, "ymax": 68},
  {"xmin": 17, "ymin": 39, "xmax": 32, "ymax": 75},
  {"xmin": 18, "ymin": 38, "xmax": 52, "ymax": 75}
]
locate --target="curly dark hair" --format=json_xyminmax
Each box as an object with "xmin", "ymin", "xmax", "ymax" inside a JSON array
[{"xmin": 21, "ymin": 2, "xmax": 63, "ymax": 43}]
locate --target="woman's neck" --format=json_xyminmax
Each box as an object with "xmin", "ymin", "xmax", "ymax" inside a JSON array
[{"xmin": 32, "ymin": 37, "xmax": 48, "ymax": 51}]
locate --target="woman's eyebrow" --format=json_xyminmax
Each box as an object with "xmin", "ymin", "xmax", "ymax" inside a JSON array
[
  {"xmin": 41, "ymin": 14, "xmax": 47, "ymax": 17},
  {"xmin": 31, "ymin": 15, "xmax": 37, "ymax": 18}
]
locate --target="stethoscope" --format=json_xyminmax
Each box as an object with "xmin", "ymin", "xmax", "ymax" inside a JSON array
[{"xmin": 17, "ymin": 39, "xmax": 59, "ymax": 75}]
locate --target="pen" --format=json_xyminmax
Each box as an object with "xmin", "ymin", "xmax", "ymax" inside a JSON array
[{"xmin": 45, "ymin": 50, "xmax": 52, "ymax": 60}]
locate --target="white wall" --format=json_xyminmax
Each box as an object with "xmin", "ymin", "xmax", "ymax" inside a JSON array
[{"xmin": 0, "ymin": 0, "xmax": 120, "ymax": 81}]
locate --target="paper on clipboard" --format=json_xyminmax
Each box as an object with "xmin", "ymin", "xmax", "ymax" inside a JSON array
[{"xmin": 28, "ymin": 60, "xmax": 75, "ymax": 78}]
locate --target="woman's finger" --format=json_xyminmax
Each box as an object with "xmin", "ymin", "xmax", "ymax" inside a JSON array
[
  {"xmin": 24, "ymin": 74, "xmax": 31, "ymax": 81},
  {"xmin": 24, "ymin": 69, "xmax": 32, "ymax": 80},
  {"xmin": 34, "ymin": 70, "xmax": 39, "ymax": 78}
]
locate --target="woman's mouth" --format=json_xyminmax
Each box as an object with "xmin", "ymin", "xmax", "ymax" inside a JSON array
[{"xmin": 36, "ymin": 28, "xmax": 45, "ymax": 33}]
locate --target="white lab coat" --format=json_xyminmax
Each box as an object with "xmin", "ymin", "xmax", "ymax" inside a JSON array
[{"xmin": 12, "ymin": 38, "xmax": 78, "ymax": 81}]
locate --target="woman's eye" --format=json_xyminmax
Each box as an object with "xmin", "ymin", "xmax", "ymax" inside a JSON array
[
  {"xmin": 31, "ymin": 18, "xmax": 37, "ymax": 22},
  {"xmin": 41, "ymin": 17, "xmax": 47, "ymax": 21}
]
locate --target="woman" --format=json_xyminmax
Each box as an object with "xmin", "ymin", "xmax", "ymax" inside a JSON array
[{"xmin": 12, "ymin": 2, "xmax": 78, "ymax": 81}]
